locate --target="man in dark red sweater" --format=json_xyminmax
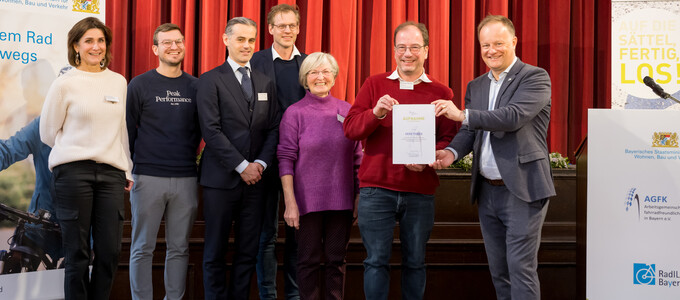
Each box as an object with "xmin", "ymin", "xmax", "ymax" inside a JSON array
[{"xmin": 343, "ymin": 21, "xmax": 457, "ymax": 300}]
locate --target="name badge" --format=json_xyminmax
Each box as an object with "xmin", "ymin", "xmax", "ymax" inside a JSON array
[
  {"xmin": 105, "ymin": 96, "xmax": 119, "ymax": 103},
  {"xmin": 337, "ymin": 114, "xmax": 345, "ymax": 123},
  {"xmin": 399, "ymin": 81, "xmax": 414, "ymax": 90},
  {"xmin": 258, "ymin": 93, "xmax": 268, "ymax": 101}
]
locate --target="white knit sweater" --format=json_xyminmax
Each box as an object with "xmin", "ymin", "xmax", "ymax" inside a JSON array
[{"xmin": 40, "ymin": 68, "xmax": 132, "ymax": 180}]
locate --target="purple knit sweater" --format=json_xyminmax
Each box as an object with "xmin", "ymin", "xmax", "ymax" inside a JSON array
[{"xmin": 278, "ymin": 91, "xmax": 362, "ymax": 215}]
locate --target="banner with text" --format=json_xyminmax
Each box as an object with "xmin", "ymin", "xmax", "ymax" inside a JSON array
[
  {"xmin": 587, "ymin": 109, "xmax": 680, "ymax": 299},
  {"xmin": 611, "ymin": 0, "xmax": 680, "ymax": 109}
]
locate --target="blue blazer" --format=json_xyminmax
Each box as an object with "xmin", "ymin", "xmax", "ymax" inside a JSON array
[
  {"xmin": 196, "ymin": 61, "xmax": 280, "ymax": 189},
  {"xmin": 450, "ymin": 59, "xmax": 556, "ymax": 203}
]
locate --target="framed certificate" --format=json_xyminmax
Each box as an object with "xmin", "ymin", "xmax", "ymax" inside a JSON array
[{"xmin": 392, "ymin": 104, "xmax": 436, "ymax": 164}]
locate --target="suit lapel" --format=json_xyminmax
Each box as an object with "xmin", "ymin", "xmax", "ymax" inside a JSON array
[
  {"xmin": 295, "ymin": 54, "xmax": 304, "ymax": 69},
  {"xmin": 252, "ymin": 69, "xmax": 273, "ymax": 124},
  {"xmin": 264, "ymin": 49, "xmax": 276, "ymax": 82},
  {"xmin": 495, "ymin": 59, "xmax": 524, "ymax": 109},
  {"xmin": 218, "ymin": 62, "xmax": 251, "ymax": 121},
  {"xmin": 479, "ymin": 76, "xmax": 491, "ymax": 111}
]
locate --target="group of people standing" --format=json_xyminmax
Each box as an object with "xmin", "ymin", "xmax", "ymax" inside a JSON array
[{"xmin": 23, "ymin": 3, "xmax": 555, "ymax": 300}]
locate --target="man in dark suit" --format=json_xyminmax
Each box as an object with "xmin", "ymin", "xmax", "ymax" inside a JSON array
[
  {"xmin": 196, "ymin": 17, "xmax": 280, "ymax": 300},
  {"xmin": 431, "ymin": 15, "xmax": 555, "ymax": 300},
  {"xmin": 250, "ymin": 4, "xmax": 306, "ymax": 299}
]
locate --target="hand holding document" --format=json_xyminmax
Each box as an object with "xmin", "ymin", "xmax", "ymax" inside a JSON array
[
  {"xmin": 373, "ymin": 94, "xmax": 400, "ymax": 118},
  {"xmin": 432, "ymin": 99, "xmax": 464, "ymax": 122},
  {"xmin": 392, "ymin": 104, "xmax": 436, "ymax": 164}
]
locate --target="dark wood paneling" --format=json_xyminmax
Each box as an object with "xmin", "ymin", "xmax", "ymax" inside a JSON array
[{"xmin": 111, "ymin": 168, "xmax": 577, "ymax": 299}]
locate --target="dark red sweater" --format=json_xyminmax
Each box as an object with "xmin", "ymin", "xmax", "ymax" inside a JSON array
[{"xmin": 343, "ymin": 72, "xmax": 457, "ymax": 195}]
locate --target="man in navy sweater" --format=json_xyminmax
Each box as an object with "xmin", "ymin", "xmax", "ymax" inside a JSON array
[
  {"xmin": 126, "ymin": 23, "xmax": 201, "ymax": 300},
  {"xmin": 250, "ymin": 4, "xmax": 306, "ymax": 300}
]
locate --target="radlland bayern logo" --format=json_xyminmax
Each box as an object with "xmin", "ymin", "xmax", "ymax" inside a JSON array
[
  {"xmin": 72, "ymin": 0, "xmax": 100, "ymax": 14},
  {"xmin": 633, "ymin": 263, "xmax": 680, "ymax": 288},
  {"xmin": 634, "ymin": 263, "xmax": 655, "ymax": 285},
  {"xmin": 652, "ymin": 132, "xmax": 678, "ymax": 148}
]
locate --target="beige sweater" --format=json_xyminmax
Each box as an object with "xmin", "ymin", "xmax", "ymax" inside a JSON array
[{"xmin": 40, "ymin": 68, "xmax": 132, "ymax": 180}]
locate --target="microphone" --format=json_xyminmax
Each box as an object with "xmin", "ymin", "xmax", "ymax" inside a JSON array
[
  {"xmin": 642, "ymin": 76, "xmax": 680, "ymax": 104},
  {"xmin": 643, "ymin": 76, "xmax": 671, "ymax": 99}
]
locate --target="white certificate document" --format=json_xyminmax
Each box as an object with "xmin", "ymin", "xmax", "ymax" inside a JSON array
[{"xmin": 392, "ymin": 104, "xmax": 436, "ymax": 164}]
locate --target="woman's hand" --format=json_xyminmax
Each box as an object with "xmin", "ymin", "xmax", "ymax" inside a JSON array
[{"xmin": 283, "ymin": 195, "xmax": 300, "ymax": 230}]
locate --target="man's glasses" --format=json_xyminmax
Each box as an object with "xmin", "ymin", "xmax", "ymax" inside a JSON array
[
  {"xmin": 273, "ymin": 24, "xmax": 298, "ymax": 31},
  {"xmin": 158, "ymin": 39, "xmax": 185, "ymax": 47},
  {"xmin": 395, "ymin": 45, "xmax": 423, "ymax": 54}
]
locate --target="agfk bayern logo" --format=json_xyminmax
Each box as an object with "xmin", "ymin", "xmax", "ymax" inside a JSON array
[{"xmin": 625, "ymin": 188, "xmax": 641, "ymax": 220}]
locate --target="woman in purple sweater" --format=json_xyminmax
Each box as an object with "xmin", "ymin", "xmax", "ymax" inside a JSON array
[{"xmin": 277, "ymin": 52, "xmax": 363, "ymax": 300}]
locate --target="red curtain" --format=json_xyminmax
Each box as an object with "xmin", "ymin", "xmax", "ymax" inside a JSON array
[{"xmin": 106, "ymin": 0, "xmax": 611, "ymax": 160}]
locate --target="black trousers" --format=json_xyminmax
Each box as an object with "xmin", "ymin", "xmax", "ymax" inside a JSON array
[
  {"xmin": 202, "ymin": 181, "xmax": 266, "ymax": 300},
  {"xmin": 296, "ymin": 210, "xmax": 353, "ymax": 300},
  {"xmin": 53, "ymin": 160, "xmax": 126, "ymax": 300}
]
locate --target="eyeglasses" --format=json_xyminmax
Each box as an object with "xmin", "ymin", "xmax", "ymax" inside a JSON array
[
  {"xmin": 308, "ymin": 70, "xmax": 333, "ymax": 77},
  {"xmin": 395, "ymin": 45, "xmax": 423, "ymax": 54},
  {"xmin": 158, "ymin": 39, "xmax": 185, "ymax": 47},
  {"xmin": 273, "ymin": 24, "xmax": 298, "ymax": 31}
]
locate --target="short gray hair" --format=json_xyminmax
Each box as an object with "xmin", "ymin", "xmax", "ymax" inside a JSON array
[
  {"xmin": 299, "ymin": 52, "xmax": 339, "ymax": 89},
  {"xmin": 225, "ymin": 17, "xmax": 257, "ymax": 36}
]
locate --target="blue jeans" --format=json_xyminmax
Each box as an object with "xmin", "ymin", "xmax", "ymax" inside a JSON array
[{"xmin": 357, "ymin": 187, "xmax": 434, "ymax": 300}]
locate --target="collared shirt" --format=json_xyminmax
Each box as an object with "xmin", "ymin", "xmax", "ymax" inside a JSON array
[
  {"xmin": 226, "ymin": 56, "xmax": 252, "ymax": 85},
  {"xmin": 271, "ymin": 45, "xmax": 301, "ymax": 61},
  {"xmin": 225, "ymin": 57, "xmax": 268, "ymax": 173},
  {"xmin": 386, "ymin": 69, "xmax": 432, "ymax": 85},
  {"xmin": 478, "ymin": 56, "xmax": 518, "ymax": 179}
]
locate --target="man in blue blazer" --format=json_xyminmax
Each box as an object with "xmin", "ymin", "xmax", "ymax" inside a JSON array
[
  {"xmin": 196, "ymin": 17, "xmax": 280, "ymax": 300},
  {"xmin": 250, "ymin": 4, "xmax": 306, "ymax": 300},
  {"xmin": 431, "ymin": 15, "xmax": 555, "ymax": 300}
]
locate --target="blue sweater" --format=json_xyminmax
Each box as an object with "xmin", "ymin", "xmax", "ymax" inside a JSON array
[
  {"xmin": 273, "ymin": 58, "xmax": 305, "ymax": 111},
  {"xmin": 126, "ymin": 70, "xmax": 201, "ymax": 177}
]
